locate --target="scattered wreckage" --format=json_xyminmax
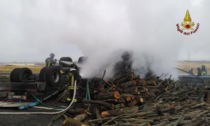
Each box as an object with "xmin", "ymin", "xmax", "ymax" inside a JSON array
[
  {"xmin": 0, "ymin": 62, "xmax": 210, "ymax": 126},
  {"xmin": 0, "ymin": 57, "xmax": 75, "ymax": 108}
]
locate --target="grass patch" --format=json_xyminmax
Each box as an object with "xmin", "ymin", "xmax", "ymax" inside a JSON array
[{"xmin": 0, "ymin": 65, "xmax": 44, "ymax": 74}]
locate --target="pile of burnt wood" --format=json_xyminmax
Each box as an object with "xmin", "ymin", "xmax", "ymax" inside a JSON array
[{"xmin": 61, "ymin": 72, "xmax": 210, "ymax": 126}]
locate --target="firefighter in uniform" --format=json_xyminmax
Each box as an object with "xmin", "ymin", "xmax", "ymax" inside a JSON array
[
  {"xmin": 61, "ymin": 58, "xmax": 81, "ymax": 102},
  {"xmin": 64, "ymin": 61, "xmax": 81, "ymax": 102},
  {"xmin": 114, "ymin": 51, "xmax": 132, "ymax": 78},
  {"xmin": 201, "ymin": 65, "xmax": 207, "ymax": 76},
  {"xmin": 77, "ymin": 56, "xmax": 89, "ymax": 101},
  {"xmin": 45, "ymin": 53, "xmax": 56, "ymax": 67},
  {"xmin": 197, "ymin": 67, "xmax": 202, "ymax": 76}
]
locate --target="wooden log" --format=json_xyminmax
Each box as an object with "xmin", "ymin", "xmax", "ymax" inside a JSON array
[
  {"xmin": 132, "ymin": 74, "xmax": 140, "ymax": 80},
  {"xmin": 82, "ymin": 99, "xmax": 114, "ymax": 110},
  {"xmin": 114, "ymin": 73, "xmax": 134, "ymax": 84},
  {"xmin": 121, "ymin": 93, "xmax": 135, "ymax": 102},
  {"xmin": 183, "ymin": 119, "xmax": 205, "ymax": 126},
  {"xmin": 137, "ymin": 87, "xmax": 149, "ymax": 94},
  {"xmin": 147, "ymin": 92, "xmax": 156, "ymax": 98},
  {"xmin": 136, "ymin": 80, "xmax": 147, "ymax": 86},
  {"xmin": 117, "ymin": 122, "xmax": 145, "ymax": 126},
  {"xmin": 115, "ymin": 98, "xmax": 125, "ymax": 103},
  {"xmin": 122, "ymin": 86, "xmax": 138, "ymax": 94},
  {"xmin": 125, "ymin": 99, "xmax": 137, "ymax": 107},
  {"xmin": 131, "ymin": 99, "xmax": 137, "ymax": 106},
  {"xmin": 88, "ymin": 116, "xmax": 114, "ymax": 123},
  {"xmin": 73, "ymin": 113, "xmax": 88, "ymax": 122},
  {"xmin": 94, "ymin": 91, "xmax": 121, "ymax": 100},
  {"xmin": 114, "ymin": 103, "xmax": 125, "ymax": 109},
  {"xmin": 67, "ymin": 108, "xmax": 84, "ymax": 115},
  {"xmin": 58, "ymin": 113, "xmax": 89, "ymax": 126},
  {"xmin": 94, "ymin": 107, "xmax": 102, "ymax": 125},
  {"xmin": 118, "ymin": 80, "xmax": 137, "ymax": 88},
  {"xmin": 101, "ymin": 106, "xmax": 138, "ymax": 118},
  {"xmin": 148, "ymin": 88, "xmax": 160, "ymax": 94},
  {"xmin": 173, "ymin": 109, "xmax": 186, "ymax": 126},
  {"xmin": 190, "ymin": 102, "xmax": 207, "ymax": 109},
  {"xmin": 161, "ymin": 96, "xmax": 180, "ymax": 101},
  {"xmin": 125, "ymin": 101, "xmax": 133, "ymax": 107},
  {"xmin": 125, "ymin": 110, "xmax": 154, "ymax": 117},
  {"xmin": 62, "ymin": 118, "xmax": 87, "ymax": 126},
  {"xmin": 146, "ymin": 80, "xmax": 157, "ymax": 86},
  {"xmin": 134, "ymin": 95, "xmax": 144, "ymax": 105},
  {"xmin": 146, "ymin": 86, "xmax": 159, "ymax": 88},
  {"xmin": 103, "ymin": 99, "xmax": 118, "ymax": 103}
]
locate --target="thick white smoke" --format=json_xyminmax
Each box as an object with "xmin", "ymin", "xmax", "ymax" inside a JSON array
[{"xmin": 0, "ymin": 0, "xmax": 207, "ymax": 78}]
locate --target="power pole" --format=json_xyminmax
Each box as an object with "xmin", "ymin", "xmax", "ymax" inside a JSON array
[{"xmin": 188, "ymin": 52, "xmax": 190, "ymax": 61}]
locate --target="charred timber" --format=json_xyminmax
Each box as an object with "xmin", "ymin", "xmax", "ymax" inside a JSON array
[
  {"xmin": 114, "ymin": 73, "xmax": 134, "ymax": 84},
  {"xmin": 120, "ymin": 93, "xmax": 135, "ymax": 102},
  {"xmin": 94, "ymin": 91, "xmax": 121, "ymax": 100},
  {"xmin": 82, "ymin": 99, "xmax": 114, "ymax": 110},
  {"xmin": 122, "ymin": 86, "xmax": 138, "ymax": 94},
  {"xmin": 101, "ymin": 106, "xmax": 138, "ymax": 118},
  {"xmin": 118, "ymin": 80, "xmax": 137, "ymax": 88}
]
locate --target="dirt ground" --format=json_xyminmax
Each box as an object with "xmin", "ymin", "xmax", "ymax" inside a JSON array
[
  {"xmin": 0, "ymin": 113, "xmax": 63, "ymax": 126},
  {"xmin": 0, "ymin": 100, "xmax": 66, "ymax": 126}
]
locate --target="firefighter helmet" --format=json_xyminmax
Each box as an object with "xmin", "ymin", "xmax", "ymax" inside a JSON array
[{"xmin": 50, "ymin": 53, "xmax": 55, "ymax": 58}]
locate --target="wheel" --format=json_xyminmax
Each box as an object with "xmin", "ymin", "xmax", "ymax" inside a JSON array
[
  {"xmin": 45, "ymin": 66, "xmax": 61, "ymax": 87},
  {"xmin": 59, "ymin": 57, "xmax": 72, "ymax": 67},
  {"xmin": 39, "ymin": 67, "xmax": 48, "ymax": 82},
  {"xmin": 10, "ymin": 68, "xmax": 21, "ymax": 82},
  {"xmin": 10, "ymin": 68, "xmax": 33, "ymax": 82}
]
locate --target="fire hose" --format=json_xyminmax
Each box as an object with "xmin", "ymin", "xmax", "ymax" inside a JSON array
[{"xmin": 0, "ymin": 81, "xmax": 77, "ymax": 115}]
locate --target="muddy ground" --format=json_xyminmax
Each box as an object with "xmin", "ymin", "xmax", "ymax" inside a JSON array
[{"xmin": 0, "ymin": 101, "xmax": 66, "ymax": 126}]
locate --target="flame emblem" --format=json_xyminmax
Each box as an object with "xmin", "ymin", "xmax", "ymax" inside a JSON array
[
  {"xmin": 176, "ymin": 9, "xmax": 199, "ymax": 35},
  {"xmin": 181, "ymin": 10, "xmax": 195, "ymax": 30}
]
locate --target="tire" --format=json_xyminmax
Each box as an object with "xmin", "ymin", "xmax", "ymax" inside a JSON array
[
  {"xmin": 10, "ymin": 68, "xmax": 33, "ymax": 82},
  {"xmin": 45, "ymin": 66, "xmax": 61, "ymax": 87},
  {"xmin": 39, "ymin": 67, "xmax": 48, "ymax": 82},
  {"xmin": 59, "ymin": 57, "xmax": 72, "ymax": 67},
  {"xmin": 10, "ymin": 68, "xmax": 21, "ymax": 82}
]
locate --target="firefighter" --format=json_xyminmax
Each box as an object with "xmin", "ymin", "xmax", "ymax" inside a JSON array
[
  {"xmin": 62, "ymin": 60, "xmax": 81, "ymax": 103},
  {"xmin": 188, "ymin": 68, "xmax": 194, "ymax": 75},
  {"xmin": 197, "ymin": 67, "xmax": 202, "ymax": 76},
  {"xmin": 66, "ymin": 67, "xmax": 81, "ymax": 102},
  {"xmin": 114, "ymin": 51, "xmax": 132, "ymax": 78},
  {"xmin": 77, "ymin": 56, "xmax": 89, "ymax": 101},
  {"xmin": 201, "ymin": 65, "xmax": 207, "ymax": 76},
  {"xmin": 77, "ymin": 56, "xmax": 87, "ymax": 73},
  {"xmin": 45, "ymin": 53, "xmax": 56, "ymax": 67}
]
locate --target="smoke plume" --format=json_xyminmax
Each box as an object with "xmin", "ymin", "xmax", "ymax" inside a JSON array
[{"xmin": 0, "ymin": 0, "xmax": 207, "ymax": 78}]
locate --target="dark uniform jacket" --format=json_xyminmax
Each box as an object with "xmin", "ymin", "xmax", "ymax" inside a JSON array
[{"xmin": 45, "ymin": 57, "xmax": 56, "ymax": 67}]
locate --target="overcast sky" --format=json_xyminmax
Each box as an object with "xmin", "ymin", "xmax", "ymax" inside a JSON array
[{"xmin": 0, "ymin": 0, "xmax": 209, "ymax": 77}]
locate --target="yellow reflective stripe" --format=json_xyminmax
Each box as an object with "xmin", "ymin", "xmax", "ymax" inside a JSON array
[
  {"xmin": 68, "ymin": 86, "xmax": 74, "ymax": 90},
  {"xmin": 68, "ymin": 85, "xmax": 78, "ymax": 90},
  {"xmin": 47, "ymin": 59, "xmax": 50, "ymax": 67},
  {"xmin": 67, "ymin": 98, "xmax": 77, "ymax": 102},
  {"xmin": 68, "ymin": 73, "xmax": 74, "ymax": 86},
  {"xmin": 71, "ymin": 75, "xmax": 74, "ymax": 86},
  {"xmin": 66, "ymin": 98, "xmax": 71, "ymax": 101}
]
